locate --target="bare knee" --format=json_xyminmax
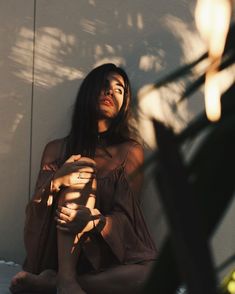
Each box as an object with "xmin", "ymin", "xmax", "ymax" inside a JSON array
[{"xmin": 57, "ymin": 187, "xmax": 82, "ymax": 207}]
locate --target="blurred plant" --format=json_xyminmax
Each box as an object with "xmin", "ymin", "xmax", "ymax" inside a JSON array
[
  {"xmin": 195, "ymin": 0, "xmax": 232, "ymax": 121},
  {"xmin": 142, "ymin": 6, "xmax": 235, "ymax": 294},
  {"xmin": 221, "ymin": 269, "xmax": 235, "ymax": 294}
]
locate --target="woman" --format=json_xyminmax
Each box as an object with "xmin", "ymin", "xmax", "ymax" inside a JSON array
[{"xmin": 10, "ymin": 63, "xmax": 157, "ymax": 294}]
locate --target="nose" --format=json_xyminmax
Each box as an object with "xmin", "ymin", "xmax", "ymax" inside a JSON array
[{"xmin": 105, "ymin": 87, "xmax": 113, "ymax": 96}]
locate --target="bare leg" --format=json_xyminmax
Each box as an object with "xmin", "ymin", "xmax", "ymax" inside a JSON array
[
  {"xmin": 56, "ymin": 182, "xmax": 96, "ymax": 294},
  {"xmin": 56, "ymin": 188, "xmax": 86, "ymax": 294},
  {"xmin": 10, "ymin": 269, "xmax": 57, "ymax": 293},
  {"xmin": 78, "ymin": 262, "xmax": 155, "ymax": 294},
  {"xmin": 10, "ymin": 261, "xmax": 154, "ymax": 294}
]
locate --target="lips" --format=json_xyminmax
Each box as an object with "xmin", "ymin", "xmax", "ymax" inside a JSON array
[{"xmin": 100, "ymin": 96, "xmax": 114, "ymax": 107}]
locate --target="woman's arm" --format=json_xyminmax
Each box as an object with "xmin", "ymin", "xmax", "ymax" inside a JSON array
[
  {"xmin": 56, "ymin": 143, "xmax": 144, "ymax": 236},
  {"xmin": 31, "ymin": 139, "xmax": 62, "ymax": 202},
  {"xmin": 32, "ymin": 139, "xmax": 96, "ymax": 203},
  {"xmin": 55, "ymin": 143, "xmax": 157, "ymax": 265}
]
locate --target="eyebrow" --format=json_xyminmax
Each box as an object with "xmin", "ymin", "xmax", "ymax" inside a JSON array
[
  {"xmin": 115, "ymin": 82, "xmax": 125, "ymax": 89},
  {"xmin": 111, "ymin": 77, "xmax": 125, "ymax": 89}
]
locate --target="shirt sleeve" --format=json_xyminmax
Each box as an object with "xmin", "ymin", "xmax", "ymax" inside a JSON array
[
  {"xmin": 91, "ymin": 143, "xmax": 156, "ymax": 265},
  {"xmin": 31, "ymin": 140, "xmax": 62, "ymax": 203},
  {"xmin": 23, "ymin": 140, "xmax": 62, "ymax": 273}
]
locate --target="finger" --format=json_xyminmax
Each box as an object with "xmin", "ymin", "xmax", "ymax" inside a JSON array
[
  {"xmin": 92, "ymin": 178, "xmax": 97, "ymax": 190},
  {"xmin": 76, "ymin": 166, "xmax": 96, "ymax": 173},
  {"xmin": 79, "ymin": 157, "xmax": 96, "ymax": 164},
  {"xmin": 74, "ymin": 178, "xmax": 94, "ymax": 185},
  {"xmin": 68, "ymin": 183, "xmax": 88, "ymax": 190},
  {"xmin": 75, "ymin": 205, "xmax": 91, "ymax": 215},
  {"xmin": 70, "ymin": 165, "xmax": 96, "ymax": 173},
  {"xmin": 57, "ymin": 212, "xmax": 71, "ymax": 222},
  {"xmin": 70, "ymin": 172, "xmax": 95, "ymax": 186},
  {"xmin": 70, "ymin": 172, "xmax": 81, "ymax": 185},
  {"xmin": 57, "ymin": 206, "xmax": 74, "ymax": 215},
  {"xmin": 65, "ymin": 203, "xmax": 79, "ymax": 210},
  {"xmin": 56, "ymin": 208, "xmax": 72, "ymax": 219},
  {"xmin": 79, "ymin": 178, "xmax": 94, "ymax": 184},
  {"xmin": 77, "ymin": 172, "xmax": 96, "ymax": 179},
  {"xmin": 85, "ymin": 194, "xmax": 96, "ymax": 209},
  {"xmin": 73, "ymin": 204, "xmax": 86, "ymax": 210},
  {"xmin": 66, "ymin": 154, "xmax": 82, "ymax": 163},
  {"xmin": 73, "ymin": 159, "xmax": 96, "ymax": 168},
  {"xmin": 55, "ymin": 217, "xmax": 67, "ymax": 225},
  {"xmin": 69, "ymin": 173, "xmax": 91, "ymax": 186}
]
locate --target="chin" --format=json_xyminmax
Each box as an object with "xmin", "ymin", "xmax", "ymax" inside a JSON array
[{"xmin": 99, "ymin": 109, "xmax": 116, "ymax": 119}]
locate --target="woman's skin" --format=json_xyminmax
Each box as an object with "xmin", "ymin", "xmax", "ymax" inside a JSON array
[
  {"xmin": 98, "ymin": 72, "xmax": 125, "ymax": 127},
  {"xmin": 55, "ymin": 156, "xmax": 97, "ymax": 294},
  {"xmin": 10, "ymin": 262, "xmax": 154, "ymax": 294},
  {"xmin": 56, "ymin": 72, "xmax": 125, "ymax": 294},
  {"xmin": 10, "ymin": 155, "xmax": 98, "ymax": 294},
  {"xmin": 10, "ymin": 72, "xmax": 135, "ymax": 294}
]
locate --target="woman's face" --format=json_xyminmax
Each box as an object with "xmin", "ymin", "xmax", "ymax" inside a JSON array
[{"xmin": 98, "ymin": 72, "xmax": 125, "ymax": 120}]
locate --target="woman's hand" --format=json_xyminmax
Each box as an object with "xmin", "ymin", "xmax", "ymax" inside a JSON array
[
  {"xmin": 52, "ymin": 155, "xmax": 96, "ymax": 192},
  {"xmin": 55, "ymin": 203, "xmax": 98, "ymax": 234}
]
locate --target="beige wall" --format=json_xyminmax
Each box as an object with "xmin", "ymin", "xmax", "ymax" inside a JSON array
[
  {"xmin": 0, "ymin": 0, "xmax": 234, "ymax": 279},
  {"xmin": 0, "ymin": 0, "xmax": 34, "ymax": 263}
]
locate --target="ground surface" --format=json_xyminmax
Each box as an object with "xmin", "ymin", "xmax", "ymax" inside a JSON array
[{"xmin": 0, "ymin": 261, "xmax": 21, "ymax": 294}]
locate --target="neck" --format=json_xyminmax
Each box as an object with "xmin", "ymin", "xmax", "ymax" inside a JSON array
[{"xmin": 98, "ymin": 119, "xmax": 110, "ymax": 133}]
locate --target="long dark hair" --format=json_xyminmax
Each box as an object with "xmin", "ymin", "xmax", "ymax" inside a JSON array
[{"xmin": 66, "ymin": 63, "xmax": 135, "ymax": 158}]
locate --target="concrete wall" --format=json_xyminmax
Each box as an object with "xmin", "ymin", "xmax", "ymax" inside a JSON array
[
  {"xmin": 0, "ymin": 0, "xmax": 34, "ymax": 263},
  {"xmin": 0, "ymin": 0, "xmax": 234, "ymax": 280}
]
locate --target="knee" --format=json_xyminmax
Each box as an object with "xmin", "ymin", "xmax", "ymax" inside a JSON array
[{"xmin": 57, "ymin": 187, "xmax": 81, "ymax": 207}]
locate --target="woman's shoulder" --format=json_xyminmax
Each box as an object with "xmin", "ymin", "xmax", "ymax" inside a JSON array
[
  {"xmin": 41, "ymin": 137, "xmax": 67, "ymax": 164},
  {"xmin": 120, "ymin": 139, "xmax": 144, "ymax": 155},
  {"xmin": 118, "ymin": 140, "xmax": 144, "ymax": 189},
  {"xmin": 116, "ymin": 139, "xmax": 144, "ymax": 167},
  {"xmin": 44, "ymin": 137, "xmax": 66, "ymax": 153}
]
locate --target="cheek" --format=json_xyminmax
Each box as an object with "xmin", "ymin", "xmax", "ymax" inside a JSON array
[{"xmin": 117, "ymin": 96, "xmax": 124, "ymax": 111}]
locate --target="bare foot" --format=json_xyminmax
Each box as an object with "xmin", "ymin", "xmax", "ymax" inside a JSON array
[
  {"xmin": 9, "ymin": 269, "xmax": 57, "ymax": 293},
  {"xmin": 57, "ymin": 277, "xmax": 86, "ymax": 294}
]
